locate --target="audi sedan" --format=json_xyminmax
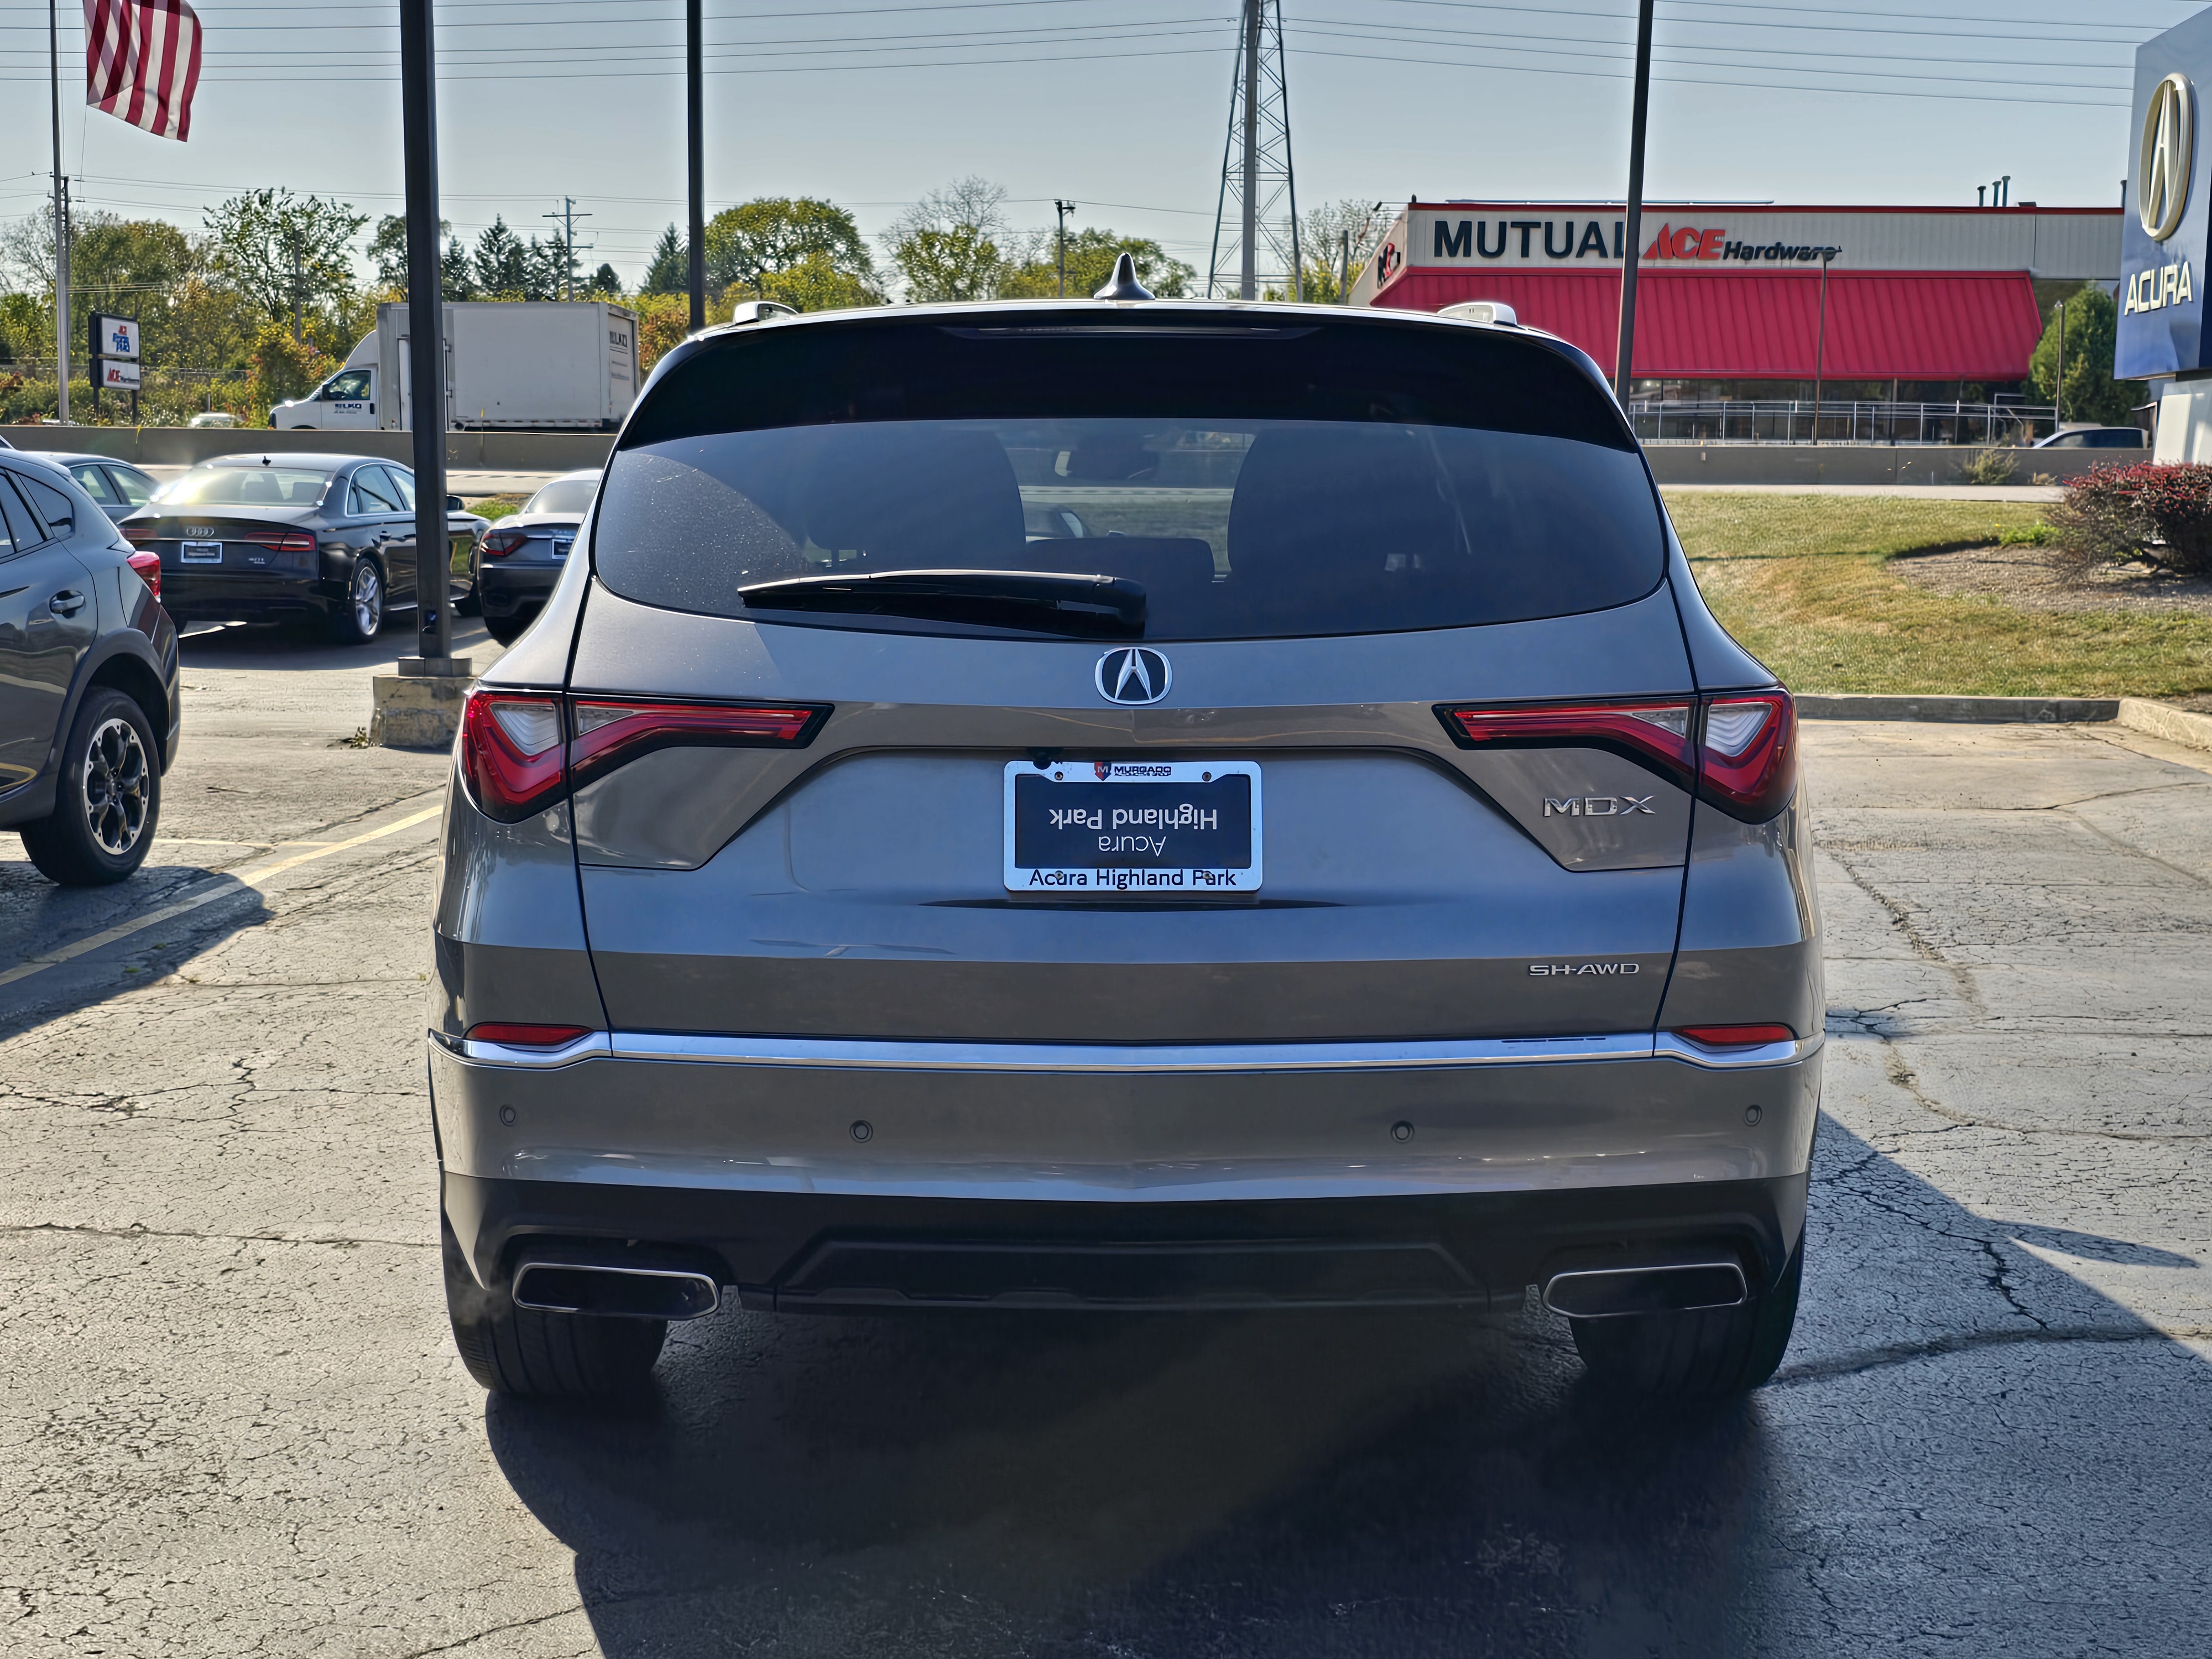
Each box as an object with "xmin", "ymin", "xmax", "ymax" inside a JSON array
[
  {"xmin": 123, "ymin": 454, "xmax": 482, "ymax": 644},
  {"xmin": 430, "ymin": 285, "xmax": 1821, "ymax": 1401}
]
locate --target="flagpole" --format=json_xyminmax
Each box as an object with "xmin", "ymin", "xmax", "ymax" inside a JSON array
[{"xmin": 50, "ymin": 0, "xmax": 69, "ymax": 424}]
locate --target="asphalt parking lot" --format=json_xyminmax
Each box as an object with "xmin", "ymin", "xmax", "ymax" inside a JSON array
[{"xmin": 4, "ymin": 648, "xmax": 2210, "ymax": 1658}]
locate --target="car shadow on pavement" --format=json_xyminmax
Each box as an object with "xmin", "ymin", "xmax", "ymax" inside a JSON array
[
  {"xmin": 0, "ymin": 862, "xmax": 268, "ymax": 1039},
  {"xmin": 481, "ymin": 1116, "xmax": 2212, "ymax": 1658},
  {"xmin": 179, "ymin": 614, "xmax": 498, "ymax": 670}
]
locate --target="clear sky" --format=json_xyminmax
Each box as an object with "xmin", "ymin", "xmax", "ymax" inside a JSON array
[{"xmin": 0, "ymin": 0, "xmax": 2200, "ymax": 289}]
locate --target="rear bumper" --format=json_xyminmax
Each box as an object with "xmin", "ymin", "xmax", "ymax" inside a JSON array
[
  {"xmin": 444, "ymin": 1168, "xmax": 1808, "ymax": 1312},
  {"xmin": 478, "ymin": 564, "xmax": 561, "ymax": 616},
  {"xmin": 163, "ymin": 571, "xmax": 343, "ymax": 623},
  {"xmin": 430, "ymin": 1030, "xmax": 1821, "ymax": 1308}
]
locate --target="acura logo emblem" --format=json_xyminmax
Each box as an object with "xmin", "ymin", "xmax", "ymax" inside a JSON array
[
  {"xmin": 1095, "ymin": 646, "xmax": 1171, "ymax": 705},
  {"xmin": 2141, "ymin": 71, "xmax": 2194, "ymax": 242}
]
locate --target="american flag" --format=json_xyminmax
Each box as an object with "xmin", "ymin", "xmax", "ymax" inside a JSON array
[{"xmin": 82, "ymin": 0, "xmax": 203, "ymax": 143}]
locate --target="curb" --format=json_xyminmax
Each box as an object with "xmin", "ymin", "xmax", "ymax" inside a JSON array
[
  {"xmin": 1796, "ymin": 695, "xmax": 2120, "ymax": 723},
  {"xmin": 1797, "ymin": 693, "xmax": 2212, "ymax": 755}
]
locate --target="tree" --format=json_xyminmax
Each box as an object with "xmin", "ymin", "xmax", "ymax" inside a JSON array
[
  {"xmin": 884, "ymin": 177, "xmax": 1028, "ymax": 301},
  {"xmin": 642, "ymin": 224, "xmax": 687, "ymax": 295},
  {"xmin": 2029, "ymin": 283, "xmax": 2145, "ymax": 429},
  {"xmin": 206, "ymin": 188, "xmax": 369, "ymax": 338},
  {"xmin": 1296, "ymin": 199, "xmax": 1390, "ymax": 303},
  {"xmin": 248, "ymin": 319, "xmax": 326, "ymax": 421},
  {"xmin": 750, "ymin": 250, "xmax": 883, "ymax": 312},
  {"xmin": 528, "ymin": 232, "xmax": 572, "ymax": 300},
  {"xmin": 588, "ymin": 263, "xmax": 623, "ymax": 297},
  {"xmin": 706, "ymin": 197, "xmax": 876, "ymax": 294},
  {"xmin": 367, "ymin": 212, "xmax": 455, "ymax": 292},
  {"xmin": 471, "ymin": 216, "xmax": 530, "ymax": 298},
  {"xmin": 1000, "ymin": 229, "xmax": 1193, "ymax": 299}
]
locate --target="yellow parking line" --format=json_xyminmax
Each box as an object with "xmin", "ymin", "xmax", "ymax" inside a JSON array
[{"xmin": 0, "ymin": 800, "xmax": 444, "ymax": 988}]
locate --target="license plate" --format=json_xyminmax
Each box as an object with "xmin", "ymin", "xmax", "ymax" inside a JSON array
[
  {"xmin": 179, "ymin": 540, "xmax": 221, "ymax": 564},
  {"xmin": 1004, "ymin": 760, "xmax": 1261, "ymax": 894},
  {"xmin": 552, "ymin": 536, "xmax": 573, "ymax": 559}
]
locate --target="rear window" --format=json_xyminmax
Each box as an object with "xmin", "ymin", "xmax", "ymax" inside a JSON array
[
  {"xmin": 595, "ymin": 316, "xmax": 1662, "ymax": 640},
  {"xmin": 160, "ymin": 466, "xmax": 333, "ymax": 507},
  {"xmin": 526, "ymin": 477, "xmax": 598, "ymax": 515}
]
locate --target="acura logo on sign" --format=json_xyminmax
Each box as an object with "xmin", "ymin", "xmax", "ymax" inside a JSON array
[
  {"xmin": 1095, "ymin": 646, "xmax": 1171, "ymax": 705},
  {"xmin": 2142, "ymin": 72, "xmax": 2194, "ymax": 241}
]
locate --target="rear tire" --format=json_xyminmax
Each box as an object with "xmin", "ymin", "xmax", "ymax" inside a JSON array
[
  {"xmin": 328, "ymin": 557, "xmax": 383, "ymax": 645},
  {"xmin": 19, "ymin": 687, "xmax": 161, "ymax": 886},
  {"xmin": 442, "ymin": 1216, "xmax": 666, "ymax": 1396},
  {"xmin": 1569, "ymin": 1240, "xmax": 1803, "ymax": 1398}
]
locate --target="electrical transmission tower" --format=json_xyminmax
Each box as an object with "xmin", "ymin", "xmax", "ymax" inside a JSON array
[{"xmin": 1207, "ymin": 0, "xmax": 1300, "ymax": 300}]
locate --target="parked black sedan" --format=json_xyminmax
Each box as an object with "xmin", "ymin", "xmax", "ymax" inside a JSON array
[
  {"xmin": 0, "ymin": 450, "xmax": 180, "ymax": 885},
  {"xmin": 467, "ymin": 468, "xmax": 597, "ymax": 644},
  {"xmin": 122, "ymin": 453, "xmax": 483, "ymax": 644}
]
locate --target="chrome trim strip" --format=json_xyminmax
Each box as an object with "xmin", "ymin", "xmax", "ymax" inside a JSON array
[
  {"xmin": 1652, "ymin": 1032, "xmax": 1815, "ymax": 1070},
  {"xmin": 436, "ymin": 1027, "xmax": 1819, "ymax": 1075},
  {"xmin": 452, "ymin": 1030, "xmax": 613, "ymax": 1069},
  {"xmin": 604, "ymin": 1031, "xmax": 1660, "ymax": 1073}
]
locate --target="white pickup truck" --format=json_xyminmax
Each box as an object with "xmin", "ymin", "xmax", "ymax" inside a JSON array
[{"xmin": 270, "ymin": 300, "xmax": 639, "ymax": 431}]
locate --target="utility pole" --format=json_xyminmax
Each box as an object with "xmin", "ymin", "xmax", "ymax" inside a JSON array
[
  {"xmin": 1812, "ymin": 248, "xmax": 1835, "ymax": 446},
  {"xmin": 49, "ymin": 0, "xmax": 69, "ymax": 423},
  {"xmin": 2054, "ymin": 299, "xmax": 2066, "ymax": 431},
  {"xmin": 543, "ymin": 197, "xmax": 592, "ymax": 300},
  {"xmin": 400, "ymin": 0, "xmax": 453, "ymax": 669},
  {"xmin": 1614, "ymin": 0, "xmax": 1655, "ymax": 399},
  {"xmin": 290, "ymin": 235, "xmax": 304, "ymax": 345},
  {"xmin": 1054, "ymin": 200, "xmax": 1074, "ymax": 298},
  {"xmin": 687, "ymin": 0, "xmax": 705, "ymax": 331}
]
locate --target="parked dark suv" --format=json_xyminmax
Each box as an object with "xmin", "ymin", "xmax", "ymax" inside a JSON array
[{"xmin": 0, "ymin": 453, "xmax": 180, "ymax": 885}]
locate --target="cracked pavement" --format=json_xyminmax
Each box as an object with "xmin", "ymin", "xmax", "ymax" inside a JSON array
[{"xmin": 4, "ymin": 647, "xmax": 2211, "ymax": 1657}]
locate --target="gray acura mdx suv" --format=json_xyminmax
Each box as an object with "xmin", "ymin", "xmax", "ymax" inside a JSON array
[{"xmin": 430, "ymin": 284, "xmax": 1820, "ymax": 1400}]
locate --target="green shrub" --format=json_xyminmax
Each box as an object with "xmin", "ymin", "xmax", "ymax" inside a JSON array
[
  {"xmin": 1957, "ymin": 447, "xmax": 2019, "ymax": 486},
  {"xmin": 1996, "ymin": 522, "xmax": 2052, "ymax": 546}
]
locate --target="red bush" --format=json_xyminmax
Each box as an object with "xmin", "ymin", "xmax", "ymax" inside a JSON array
[{"xmin": 2051, "ymin": 462, "xmax": 2212, "ymax": 573}]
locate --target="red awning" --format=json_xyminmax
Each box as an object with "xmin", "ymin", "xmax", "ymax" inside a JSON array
[{"xmin": 1373, "ymin": 270, "xmax": 2045, "ymax": 382}]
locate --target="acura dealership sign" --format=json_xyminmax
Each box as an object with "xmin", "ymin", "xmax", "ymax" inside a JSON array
[{"xmin": 2119, "ymin": 17, "xmax": 2212, "ymax": 379}]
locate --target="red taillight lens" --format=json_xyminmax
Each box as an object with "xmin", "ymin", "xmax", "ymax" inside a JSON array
[
  {"xmin": 1673, "ymin": 1024, "xmax": 1796, "ymax": 1048},
  {"xmin": 1698, "ymin": 691, "xmax": 1795, "ymax": 822},
  {"xmin": 465, "ymin": 1022, "xmax": 592, "ymax": 1048},
  {"xmin": 1439, "ymin": 700, "xmax": 1697, "ymax": 785},
  {"xmin": 568, "ymin": 698, "xmax": 828, "ymax": 790},
  {"xmin": 126, "ymin": 550, "xmax": 161, "ymax": 602},
  {"xmin": 1437, "ymin": 689, "xmax": 1797, "ymax": 823},
  {"xmin": 457, "ymin": 693, "xmax": 828, "ymax": 823},
  {"xmin": 275, "ymin": 530, "xmax": 315, "ymax": 554},
  {"xmin": 122, "ymin": 523, "xmax": 158, "ymax": 545},
  {"xmin": 458, "ymin": 692, "xmax": 566, "ymax": 823},
  {"xmin": 481, "ymin": 529, "xmax": 529, "ymax": 558}
]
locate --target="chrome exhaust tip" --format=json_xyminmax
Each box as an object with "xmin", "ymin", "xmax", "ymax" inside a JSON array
[
  {"xmin": 512, "ymin": 1260, "xmax": 721, "ymax": 1321},
  {"xmin": 1541, "ymin": 1260, "xmax": 1747, "ymax": 1319}
]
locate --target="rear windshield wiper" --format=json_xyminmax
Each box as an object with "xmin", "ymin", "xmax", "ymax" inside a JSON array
[{"xmin": 738, "ymin": 568, "xmax": 1145, "ymax": 638}]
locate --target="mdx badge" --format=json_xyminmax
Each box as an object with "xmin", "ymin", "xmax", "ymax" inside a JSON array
[{"xmin": 1096, "ymin": 646, "xmax": 1171, "ymax": 705}]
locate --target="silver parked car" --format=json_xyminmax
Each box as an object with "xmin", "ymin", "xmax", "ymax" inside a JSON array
[{"xmin": 430, "ymin": 286, "xmax": 1821, "ymax": 1400}]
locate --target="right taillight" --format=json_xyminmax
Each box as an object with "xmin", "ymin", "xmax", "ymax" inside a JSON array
[
  {"xmin": 1697, "ymin": 691, "xmax": 1795, "ymax": 822},
  {"xmin": 457, "ymin": 691, "xmax": 830, "ymax": 823},
  {"xmin": 1437, "ymin": 688, "xmax": 1797, "ymax": 824},
  {"xmin": 481, "ymin": 529, "xmax": 530, "ymax": 558},
  {"xmin": 126, "ymin": 550, "xmax": 161, "ymax": 602}
]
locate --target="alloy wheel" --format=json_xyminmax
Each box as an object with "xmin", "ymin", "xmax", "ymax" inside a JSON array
[
  {"xmin": 81, "ymin": 716, "xmax": 150, "ymax": 857},
  {"xmin": 353, "ymin": 561, "xmax": 383, "ymax": 635}
]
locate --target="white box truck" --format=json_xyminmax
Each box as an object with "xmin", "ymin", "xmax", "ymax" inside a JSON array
[{"xmin": 268, "ymin": 300, "xmax": 638, "ymax": 431}]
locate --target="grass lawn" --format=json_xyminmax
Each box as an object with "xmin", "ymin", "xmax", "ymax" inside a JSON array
[{"xmin": 1665, "ymin": 493, "xmax": 2212, "ymax": 698}]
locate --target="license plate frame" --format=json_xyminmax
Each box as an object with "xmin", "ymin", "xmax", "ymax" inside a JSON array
[
  {"xmin": 551, "ymin": 535, "xmax": 573, "ymax": 559},
  {"xmin": 1003, "ymin": 759, "xmax": 1262, "ymax": 895},
  {"xmin": 179, "ymin": 540, "xmax": 222, "ymax": 564}
]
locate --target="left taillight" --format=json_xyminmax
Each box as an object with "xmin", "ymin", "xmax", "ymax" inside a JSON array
[
  {"xmin": 1697, "ymin": 691, "xmax": 1795, "ymax": 822},
  {"xmin": 126, "ymin": 550, "xmax": 161, "ymax": 602},
  {"xmin": 458, "ymin": 691, "xmax": 829, "ymax": 824}
]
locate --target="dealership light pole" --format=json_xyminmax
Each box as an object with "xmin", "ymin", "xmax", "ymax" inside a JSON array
[
  {"xmin": 687, "ymin": 0, "xmax": 705, "ymax": 331},
  {"xmin": 400, "ymin": 0, "xmax": 452, "ymax": 667},
  {"xmin": 1811, "ymin": 247, "xmax": 1834, "ymax": 446},
  {"xmin": 1613, "ymin": 0, "xmax": 1655, "ymax": 400},
  {"xmin": 2054, "ymin": 298, "xmax": 2067, "ymax": 431},
  {"xmin": 1055, "ymin": 200, "xmax": 1074, "ymax": 298},
  {"xmin": 49, "ymin": 0, "xmax": 69, "ymax": 424}
]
